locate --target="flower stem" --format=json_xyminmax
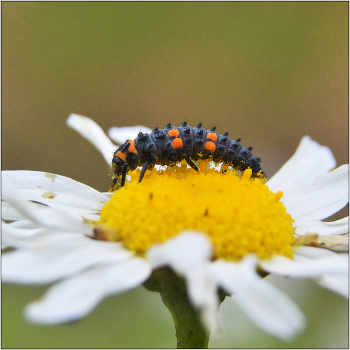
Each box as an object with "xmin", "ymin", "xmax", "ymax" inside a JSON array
[{"xmin": 144, "ymin": 267, "xmax": 210, "ymax": 348}]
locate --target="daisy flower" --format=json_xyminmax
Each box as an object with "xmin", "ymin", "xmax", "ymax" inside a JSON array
[{"xmin": 2, "ymin": 113, "xmax": 348, "ymax": 348}]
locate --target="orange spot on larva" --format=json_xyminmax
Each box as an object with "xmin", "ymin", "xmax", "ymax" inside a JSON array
[
  {"xmin": 128, "ymin": 140, "xmax": 136, "ymax": 153},
  {"xmin": 172, "ymin": 138, "xmax": 183, "ymax": 149},
  {"xmin": 168, "ymin": 129, "xmax": 180, "ymax": 138},
  {"xmin": 206, "ymin": 133, "xmax": 218, "ymax": 142},
  {"xmin": 116, "ymin": 151, "xmax": 127, "ymax": 161},
  {"xmin": 204, "ymin": 141, "xmax": 216, "ymax": 152}
]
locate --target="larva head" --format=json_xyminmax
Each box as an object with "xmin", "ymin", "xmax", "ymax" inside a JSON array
[
  {"xmin": 111, "ymin": 140, "xmax": 140, "ymax": 176},
  {"xmin": 246, "ymin": 156, "xmax": 265, "ymax": 178}
]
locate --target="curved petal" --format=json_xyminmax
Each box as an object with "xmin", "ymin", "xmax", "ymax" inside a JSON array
[
  {"xmin": 2, "ymin": 234, "xmax": 131, "ymax": 284},
  {"xmin": 294, "ymin": 217, "xmax": 349, "ymax": 236},
  {"xmin": 2, "ymin": 220, "xmax": 43, "ymax": 248},
  {"xmin": 79, "ymin": 213, "xmax": 102, "ymax": 221},
  {"xmin": 316, "ymin": 275, "xmax": 348, "ymax": 298},
  {"xmin": 147, "ymin": 231, "xmax": 218, "ymax": 332},
  {"xmin": 3, "ymin": 170, "xmax": 109, "ymax": 213},
  {"xmin": 2, "ymin": 181, "xmax": 93, "ymax": 235},
  {"xmin": 294, "ymin": 245, "xmax": 338, "ymax": 258},
  {"xmin": 2, "ymin": 228, "xmax": 57, "ymax": 249},
  {"xmin": 2, "ymin": 220, "xmax": 90, "ymax": 249},
  {"xmin": 24, "ymin": 258, "xmax": 152, "ymax": 325},
  {"xmin": 6, "ymin": 220, "xmax": 41, "ymax": 229},
  {"xmin": 2, "ymin": 220, "xmax": 46, "ymax": 238},
  {"xmin": 315, "ymin": 234, "xmax": 349, "ymax": 252},
  {"xmin": 108, "ymin": 125, "xmax": 153, "ymax": 144},
  {"xmin": 259, "ymin": 248, "xmax": 348, "ymax": 278},
  {"xmin": 267, "ymin": 136, "xmax": 336, "ymax": 195},
  {"xmin": 282, "ymin": 165, "xmax": 348, "ymax": 222},
  {"xmin": 67, "ymin": 113, "xmax": 116, "ymax": 165},
  {"xmin": 210, "ymin": 256, "xmax": 305, "ymax": 340},
  {"xmin": 2, "ymin": 201, "xmax": 27, "ymax": 221}
]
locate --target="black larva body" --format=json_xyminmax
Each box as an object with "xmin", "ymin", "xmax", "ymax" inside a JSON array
[{"xmin": 111, "ymin": 122, "xmax": 265, "ymax": 189}]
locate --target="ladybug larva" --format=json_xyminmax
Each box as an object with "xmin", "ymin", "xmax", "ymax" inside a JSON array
[{"xmin": 110, "ymin": 122, "xmax": 265, "ymax": 190}]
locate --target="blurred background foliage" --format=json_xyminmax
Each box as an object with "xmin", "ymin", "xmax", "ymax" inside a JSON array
[{"xmin": 2, "ymin": 2, "xmax": 348, "ymax": 348}]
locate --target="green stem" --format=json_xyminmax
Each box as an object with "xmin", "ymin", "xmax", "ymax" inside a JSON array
[{"xmin": 144, "ymin": 267, "xmax": 226, "ymax": 349}]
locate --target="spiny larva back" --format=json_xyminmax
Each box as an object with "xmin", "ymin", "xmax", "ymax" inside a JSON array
[{"xmin": 110, "ymin": 122, "xmax": 265, "ymax": 190}]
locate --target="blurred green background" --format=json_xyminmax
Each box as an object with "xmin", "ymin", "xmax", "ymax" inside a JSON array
[{"xmin": 2, "ymin": 2, "xmax": 348, "ymax": 348}]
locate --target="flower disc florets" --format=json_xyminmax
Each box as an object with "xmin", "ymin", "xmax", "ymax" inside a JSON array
[{"xmin": 98, "ymin": 163, "xmax": 295, "ymax": 261}]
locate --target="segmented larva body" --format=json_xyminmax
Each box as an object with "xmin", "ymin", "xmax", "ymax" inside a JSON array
[{"xmin": 111, "ymin": 122, "xmax": 265, "ymax": 189}]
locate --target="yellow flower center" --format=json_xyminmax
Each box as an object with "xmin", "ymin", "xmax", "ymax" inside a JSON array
[{"xmin": 98, "ymin": 162, "xmax": 295, "ymax": 261}]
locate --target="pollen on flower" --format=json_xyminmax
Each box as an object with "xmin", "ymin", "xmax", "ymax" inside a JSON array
[{"xmin": 98, "ymin": 162, "xmax": 295, "ymax": 261}]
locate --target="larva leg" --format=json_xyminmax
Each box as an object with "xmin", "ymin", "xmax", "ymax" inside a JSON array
[
  {"xmin": 184, "ymin": 155, "xmax": 199, "ymax": 171},
  {"xmin": 121, "ymin": 163, "xmax": 129, "ymax": 187},
  {"xmin": 109, "ymin": 176, "xmax": 120, "ymax": 192},
  {"xmin": 139, "ymin": 160, "xmax": 150, "ymax": 183}
]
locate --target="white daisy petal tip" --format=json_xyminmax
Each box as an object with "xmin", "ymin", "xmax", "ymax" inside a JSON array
[
  {"xmin": 300, "ymin": 135, "xmax": 336, "ymax": 163},
  {"xmin": 295, "ymin": 217, "xmax": 349, "ymax": 237},
  {"xmin": 66, "ymin": 113, "xmax": 116, "ymax": 165},
  {"xmin": 24, "ymin": 299, "xmax": 78, "ymax": 325},
  {"xmin": 23, "ymin": 258, "xmax": 152, "ymax": 326},
  {"xmin": 108, "ymin": 125, "xmax": 153, "ymax": 144},
  {"xmin": 66, "ymin": 113, "xmax": 88, "ymax": 126},
  {"xmin": 66, "ymin": 113, "xmax": 102, "ymax": 135},
  {"xmin": 267, "ymin": 135, "xmax": 337, "ymax": 195},
  {"xmin": 317, "ymin": 274, "xmax": 348, "ymax": 298},
  {"xmin": 2, "ymin": 180, "xmax": 93, "ymax": 236},
  {"xmin": 260, "ymin": 249, "xmax": 348, "ymax": 279},
  {"xmin": 2, "ymin": 170, "xmax": 110, "ymax": 216},
  {"xmin": 282, "ymin": 163, "xmax": 349, "ymax": 222},
  {"xmin": 210, "ymin": 256, "xmax": 306, "ymax": 341}
]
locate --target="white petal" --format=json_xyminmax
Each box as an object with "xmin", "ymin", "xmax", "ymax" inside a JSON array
[
  {"xmin": 267, "ymin": 136, "xmax": 336, "ymax": 195},
  {"xmin": 2, "ymin": 220, "xmax": 43, "ymax": 248},
  {"xmin": 79, "ymin": 213, "xmax": 102, "ymax": 221},
  {"xmin": 295, "ymin": 217, "xmax": 349, "ymax": 236},
  {"xmin": 108, "ymin": 125, "xmax": 153, "ymax": 144},
  {"xmin": 3, "ymin": 170, "xmax": 109, "ymax": 214},
  {"xmin": 316, "ymin": 234, "xmax": 349, "ymax": 252},
  {"xmin": 147, "ymin": 231, "xmax": 212, "ymax": 269},
  {"xmin": 2, "ymin": 221, "xmax": 81, "ymax": 249},
  {"xmin": 24, "ymin": 258, "xmax": 152, "ymax": 325},
  {"xmin": 294, "ymin": 245, "xmax": 338, "ymax": 258},
  {"xmin": 293, "ymin": 233, "xmax": 349, "ymax": 252},
  {"xmin": 2, "ymin": 228, "xmax": 53, "ymax": 249},
  {"xmin": 2, "ymin": 181, "xmax": 93, "ymax": 235},
  {"xmin": 101, "ymin": 192, "xmax": 113, "ymax": 198},
  {"xmin": 210, "ymin": 256, "xmax": 305, "ymax": 340},
  {"xmin": 268, "ymin": 246, "xmax": 349, "ymax": 297},
  {"xmin": 6, "ymin": 220, "xmax": 41, "ymax": 229},
  {"xmin": 2, "ymin": 234, "xmax": 131, "ymax": 284},
  {"xmin": 282, "ymin": 164, "xmax": 348, "ymax": 222},
  {"xmin": 2, "ymin": 220, "xmax": 46, "ymax": 238},
  {"xmin": 67, "ymin": 113, "xmax": 116, "ymax": 165},
  {"xmin": 317, "ymin": 275, "xmax": 348, "ymax": 298},
  {"xmin": 2, "ymin": 201, "xmax": 27, "ymax": 221},
  {"xmin": 2, "ymin": 240, "xmax": 13, "ymax": 250},
  {"xmin": 260, "ymin": 249, "xmax": 348, "ymax": 278},
  {"xmin": 147, "ymin": 231, "xmax": 218, "ymax": 331}
]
